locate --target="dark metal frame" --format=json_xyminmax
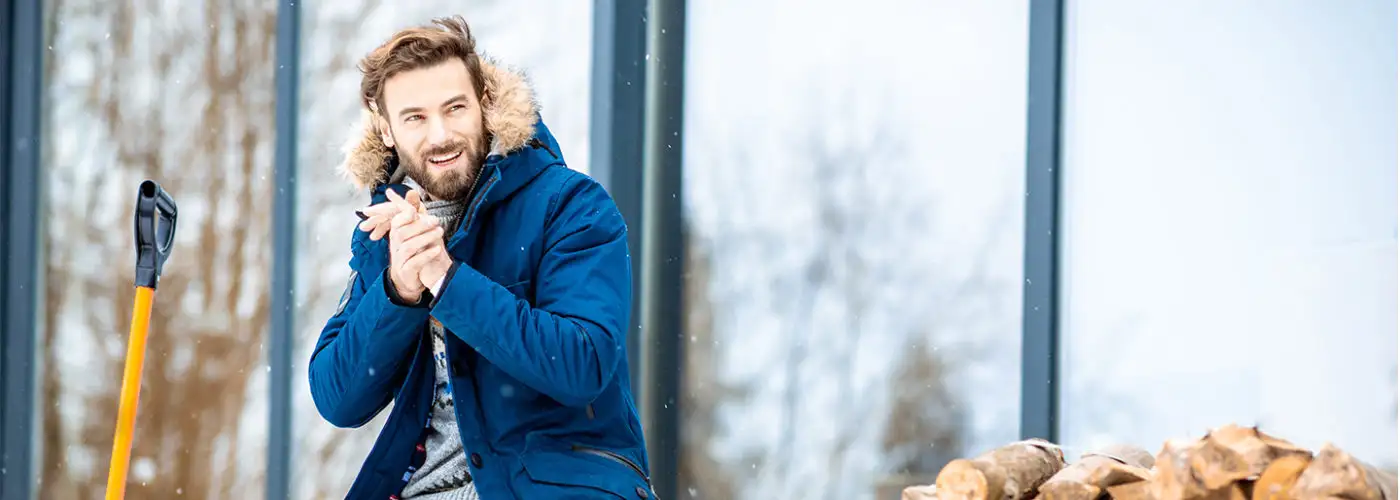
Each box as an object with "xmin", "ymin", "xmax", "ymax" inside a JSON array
[
  {"xmin": 1019, "ymin": 0, "xmax": 1066, "ymax": 443},
  {"xmin": 267, "ymin": 0, "xmax": 301, "ymax": 498},
  {"xmin": 590, "ymin": 0, "xmax": 685, "ymax": 495},
  {"xmin": 637, "ymin": 0, "xmax": 686, "ymax": 497},
  {"xmin": 1, "ymin": 0, "xmax": 43, "ymax": 497},
  {"xmin": 590, "ymin": 0, "xmax": 649, "ymax": 389}
]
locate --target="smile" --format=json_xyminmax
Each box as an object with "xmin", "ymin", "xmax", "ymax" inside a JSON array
[{"xmin": 428, "ymin": 151, "xmax": 463, "ymax": 167}]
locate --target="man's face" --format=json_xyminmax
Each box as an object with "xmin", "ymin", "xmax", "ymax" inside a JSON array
[{"xmin": 379, "ymin": 59, "xmax": 488, "ymax": 201}]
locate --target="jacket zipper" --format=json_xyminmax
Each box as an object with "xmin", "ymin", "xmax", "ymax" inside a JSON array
[
  {"xmin": 457, "ymin": 174, "xmax": 499, "ymax": 241},
  {"xmin": 571, "ymin": 444, "xmax": 650, "ymax": 484}
]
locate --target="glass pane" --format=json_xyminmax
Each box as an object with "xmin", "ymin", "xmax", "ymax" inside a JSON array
[
  {"xmin": 680, "ymin": 2, "xmax": 1029, "ymax": 498},
  {"xmin": 41, "ymin": 1, "xmax": 277, "ymax": 498},
  {"xmin": 1059, "ymin": 0, "xmax": 1397, "ymax": 468},
  {"xmin": 292, "ymin": 3, "xmax": 594, "ymax": 497}
]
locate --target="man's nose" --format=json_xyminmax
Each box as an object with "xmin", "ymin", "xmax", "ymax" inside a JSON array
[{"xmin": 427, "ymin": 116, "xmax": 449, "ymax": 145}]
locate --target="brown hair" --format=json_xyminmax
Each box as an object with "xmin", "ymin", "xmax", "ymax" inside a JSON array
[{"xmin": 358, "ymin": 15, "xmax": 487, "ymax": 117}]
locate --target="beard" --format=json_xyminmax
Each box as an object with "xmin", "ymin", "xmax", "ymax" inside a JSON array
[{"xmin": 398, "ymin": 132, "xmax": 489, "ymax": 201}]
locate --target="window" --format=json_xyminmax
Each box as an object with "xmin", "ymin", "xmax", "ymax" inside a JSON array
[
  {"xmin": 292, "ymin": 3, "xmax": 593, "ymax": 496},
  {"xmin": 680, "ymin": 2, "xmax": 1029, "ymax": 497},
  {"xmin": 1058, "ymin": 0, "xmax": 1397, "ymax": 467},
  {"xmin": 40, "ymin": 0, "xmax": 279, "ymax": 497}
]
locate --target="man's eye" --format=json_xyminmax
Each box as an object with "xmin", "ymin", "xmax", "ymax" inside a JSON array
[
  {"xmin": 404, "ymin": 115, "xmax": 422, "ymax": 123},
  {"xmin": 449, "ymin": 104, "xmax": 465, "ymax": 113}
]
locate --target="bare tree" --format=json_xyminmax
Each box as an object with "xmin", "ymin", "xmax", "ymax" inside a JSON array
[
  {"xmin": 681, "ymin": 85, "xmax": 1020, "ymax": 499},
  {"xmin": 678, "ymin": 231, "xmax": 742, "ymax": 499},
  {"xmin": 880, "ymin": 338, "xmax": 965, "ymax": 491}
]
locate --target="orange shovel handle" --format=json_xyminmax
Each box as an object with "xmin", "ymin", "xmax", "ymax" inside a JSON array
[
  {"xmin": 105, "ymin": 286, "xmax": 155, "ymax": 500},
  {"xmin": 106, "ymin": 180, "xmax": 177, "ymax": 499}
]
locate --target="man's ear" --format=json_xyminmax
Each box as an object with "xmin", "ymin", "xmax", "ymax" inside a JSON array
[{"xmin": 377, "ymin": 116, "xmax": 396, "ymax": 149}]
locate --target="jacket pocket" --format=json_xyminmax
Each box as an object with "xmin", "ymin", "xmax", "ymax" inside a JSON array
[
  {"xmin": 520, "ymin": 447, "xmax": 655, "ymax": 499},
  {"xmin": 571, "ymin": 445, "xmax": 650, "ymax": 483},
  {"xmin": 504, "ymin": 279, "xmax": 532, "ymax": 302}
]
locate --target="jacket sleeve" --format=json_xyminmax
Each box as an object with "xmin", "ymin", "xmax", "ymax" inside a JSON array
[
  {"xmin": 308, "ymin": 243, "xmax": 431, "ymax": 428},
  {"xmin": 431, "ymin": 178, "xmax": 632, "ymax": 408}
]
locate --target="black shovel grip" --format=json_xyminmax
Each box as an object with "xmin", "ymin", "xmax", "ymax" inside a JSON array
[{"xmin": 134, "ymin": 180, "xmax": 179, "ymax": 289}]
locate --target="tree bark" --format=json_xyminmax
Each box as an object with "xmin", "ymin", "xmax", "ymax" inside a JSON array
[
  {"xmin": 934, "ymin": 439, "xmax": 1067, "ymax": 500},
  {"xmin": 1034, "ymin": 445, "xmax": 1154, "ymax": 500}
]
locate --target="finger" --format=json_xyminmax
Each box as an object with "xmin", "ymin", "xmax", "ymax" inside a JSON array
[
  {"xmin": 386, "ymin": 189, "xmax": 415, "ymax": 214},
  {"xmin": 405, "ymin": 190, "xmax": 421, "ymax": 209},
  {"xmin": 361, "ymin": 202, "xmax": 400, "ymax": 218},
  {"xmin": 402, "ymin": 245, "xmax": 442, "ymax": 273},
  {"xmin": 398, "ymin": 246, "xmax": 433, "ymax": 276},
  {"xmin": 389, "ymin": 209, "xmax": 418, "ymax": 235},
  {"xmin": 388, "ymin": 223, "xmax": 433, "ymax": 250},
  {"xmin": 392, "ymin": 216, "xmax": 436, "ymax": 243},
  {"xmin": 400, "ymin": 226, "xmax": 445, "ymax": 255},
  {"xmin": 370, "ymin": 222, "xmax": 391, "ymax": 241},
  {"xmin": 358, "ymin": 214, "xmax": 389, "ymax": 232}
]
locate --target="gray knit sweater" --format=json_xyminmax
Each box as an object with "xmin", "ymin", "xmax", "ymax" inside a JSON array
[{"xmin": 400, "ymin": 179, "xmax": 478, "ymax": 500}]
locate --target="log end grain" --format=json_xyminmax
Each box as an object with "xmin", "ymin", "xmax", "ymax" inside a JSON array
[
  {"xmin": 935, "ymin": 458, "xmax": 996, "ymax": 500},
  {"xmin": 935, "ymin": 439, "xmax": 1065, "ymax": 500},
  {"xmin": 1253, "ymin": 454, "xmax": 1310, "ymax": 500}
]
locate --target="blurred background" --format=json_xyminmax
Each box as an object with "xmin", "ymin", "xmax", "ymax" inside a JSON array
[{"xmin": 0, "ymin": 0, "xmax": 1394, "ymax": 499}]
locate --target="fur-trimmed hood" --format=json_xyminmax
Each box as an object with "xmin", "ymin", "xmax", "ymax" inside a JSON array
[{"xmin": 337, "ymin": 58, "xmax": 542, "ymax": 190}]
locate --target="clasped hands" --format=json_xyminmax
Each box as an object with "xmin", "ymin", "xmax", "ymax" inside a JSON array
[{"xmin": 358, "ymin": 189, "xmax": 452, "ymax": 303}]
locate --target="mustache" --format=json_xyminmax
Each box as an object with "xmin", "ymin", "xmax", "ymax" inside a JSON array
[{"xmin": 422, "ymin": 140, "xmax": 472, "ymax": 158}]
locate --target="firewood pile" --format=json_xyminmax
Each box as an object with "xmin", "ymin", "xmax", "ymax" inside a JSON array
[{"xmin": 900, "ymin": 424, "xmax": 1397, "ymax": 500}]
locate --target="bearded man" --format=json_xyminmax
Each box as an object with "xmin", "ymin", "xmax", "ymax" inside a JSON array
[{"xmin": 307, "ymin": 15, "xmax": 653, "ymax": 500}]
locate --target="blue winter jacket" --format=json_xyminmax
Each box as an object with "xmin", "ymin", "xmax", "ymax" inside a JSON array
[{"xmin": 309, "ymin": 62, "xmax": 653, "ymax": 500}]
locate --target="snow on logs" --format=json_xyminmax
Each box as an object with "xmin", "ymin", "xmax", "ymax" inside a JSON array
[{"xmin": 901, "ymin": 424, "xmax": 1396, "ymax": 500}]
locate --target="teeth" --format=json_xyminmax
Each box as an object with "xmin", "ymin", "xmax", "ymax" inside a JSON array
[{"xmin": 430, "ymin": 151, "xmax": 462, "ymax": 163}]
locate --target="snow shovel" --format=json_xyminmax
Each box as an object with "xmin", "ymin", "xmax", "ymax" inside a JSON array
[{"xmin": 105, "ymin": 180, "xmax": 179, "ymax": 500}]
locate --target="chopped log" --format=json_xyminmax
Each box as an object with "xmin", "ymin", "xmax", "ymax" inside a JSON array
[
  {"xmin": 934, "ymin": 438, "xmax": 1067, "ymax": 500},
  {"xmin": 1034, "ymin": 445, "xmax": 1154, "ymax": 500},
  {"xmin": 1151, "ymin": 436, "xmax": 1252, "ymax": 499},
  {"xmin": 1106, "ymin": 480, "xmax": 1155, "ymax": 500},
  {"xmin": 1290, "ymin": 443, "xmax": 1398, "ymax": 500},
  {"xmin": 1206, "ymin": 424, "xmax": 1312, "ymax": 477},
  {"xmin": 1086, "ymin": 444, "xmax": 1157, "ymax": 470},
  {"xmin": 1252, "ymin": 454, "xmax": 1311, "ymax": 500},
  {"xmin": 901, "ymin": 484, "xmax": 939, "ymax": 500}
]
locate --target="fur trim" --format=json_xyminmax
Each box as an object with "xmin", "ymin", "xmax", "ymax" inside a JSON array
[{"xmin": 337, "ymin": 58, "xmax": 541, "ymax": 190}]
